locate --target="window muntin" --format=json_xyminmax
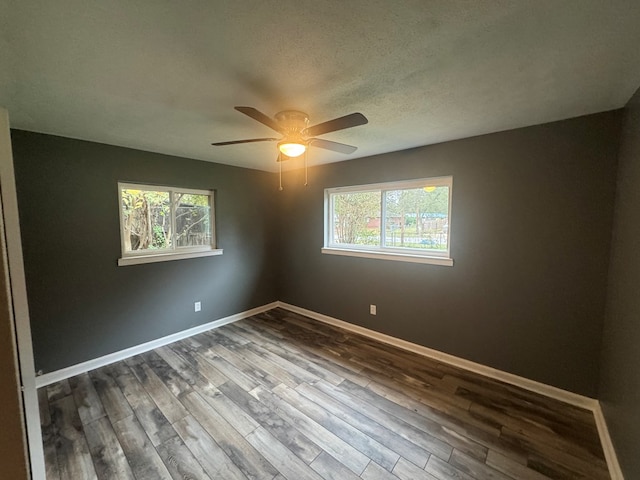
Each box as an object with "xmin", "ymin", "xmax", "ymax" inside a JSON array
[
  {"xmin": 119, "ymin": 183, "xmax": 217, "ymax": 262},
  {"xmin": 325, "ymin": 177, "xmax": 452, "ymax": 262}
]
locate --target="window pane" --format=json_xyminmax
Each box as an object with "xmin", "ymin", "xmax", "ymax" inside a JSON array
[
  {"xmin": 331, "ymin": 191, "xmax": 381, "ymax": 246},
  {"xmin": 174, "ymin": 192, "xmax": 212, "ymax": 248},
  {"xmin": 121, "ymin": 189, "xmax": 172, "ymax": 252},
  {"xmin": 384, "ymin": 186, "xmax": 449, "ymax": 250}
]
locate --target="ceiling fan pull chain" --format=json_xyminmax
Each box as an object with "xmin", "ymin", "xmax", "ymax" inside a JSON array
[
  {"xmin": 279, "ymin": 153, "xmax": 283, "ymax": 191},
  {"xmin": 304, "ymin": 150, "xmax": 308, "ymax": 186}
]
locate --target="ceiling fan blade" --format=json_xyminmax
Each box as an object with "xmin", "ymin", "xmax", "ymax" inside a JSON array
[
  {"xmin": 310, "ymin": 138, "xmax": 358, "ymax": 154},
  {"xmin": 235, "ymin": 106, "xmax": 283, "ymax": 133},
  {"xmin": 211, "ymin": 137, "xmax": 277, "ymax": 146},
  {"xmin": 305, "ymin": 112, "xmax": 368, "ymax": 137}
]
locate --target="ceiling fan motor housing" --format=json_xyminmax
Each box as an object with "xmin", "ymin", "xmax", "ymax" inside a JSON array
[{"xmin": 275, "ymin": 110, "xmax": 309, "ymax": 139}]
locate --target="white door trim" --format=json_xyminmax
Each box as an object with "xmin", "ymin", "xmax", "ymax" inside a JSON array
[{"xmin": 0, "ymin": 108, "xmax": 45, "ymax": 478}]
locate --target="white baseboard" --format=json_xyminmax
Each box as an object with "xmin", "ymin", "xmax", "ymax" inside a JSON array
[
  {"xmin": 35, "ymin": 302, "xmax": 278, "ymax": 388},
  {"xmin": 277, "ymin": 301, "xmax": 625, "ymax": 479},
  {"xmin": 34, "ymin": 300, "xmax": 624, "ymax": 479},
  {"xmin": 277, "ymin": 302, "xmax": 596, "ymax": 409},
  {"xmin": 593, "ymin": 402, "xmax": 625, "ymax": 479}
]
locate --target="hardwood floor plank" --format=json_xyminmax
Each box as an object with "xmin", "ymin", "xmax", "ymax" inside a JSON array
[
  {"xmin": 197, "ymin": 345, "xmax": 266, "ymax": 391},
  {"xmin": 44, "ymin": 442, "xmax": 61, "ymax": 480},
  {"xmin": 242, "ymin": 339, "xmax": 322, "ymax": 385},
  {"xmin": 39, "ymin": 387, "xmax": 61, "ymax": 480},
  {"xmin": 358, "ymin": 362, "xmax": 473, "ymax": 411},
  {"xmin": 448, "ymin": 448, "xmax": 512, "ymax": 480},
  {"xmin": 108, "ymin": 363, "xmax": 176, "ymax": 447},
  {"xmin": 273, "ymin": 383, "xmax": 401, "ymax": 472},
  {"xmin": 197, "ymin": 383, "xmax": 259, "ymax": 437},
  {"xmin": 319, "ymin": 377, "xmax": 530, "ymax": 469},
  {"xmin": 311, "ymin": 379, "xmax": 451, "ymax": 460},
  {"xmin": 246, "ymin": 426, "xmax": 325, "ymax": 480},
  {"xmin": 250, "ymin": 384, "xmax": 371, "ymax": 475},
  {"xmin": 90, "ymin": 367, "xmax": 134, "ymax": 423},
  {"xmin": 441, "ymin": 371, "xmax": 598, "ymax": 432},
  {"xmin": 40, "ymin": 308, "xmax": 610, "ymax": 480},
  {"xmin": 69, "ymin": 373, "xmax": 106, "ymax": 425},
  {"xmin": 247, "ymin": 316, "xmax": 370, "ymax": 386},
  {"xmin": 169, "ymin": 338, "xmax": 230, "ymax": 388},
  {"xmin": 218, "ymin": 380, "xmax": 323, "ymax": 464},
  {"xmin": 153, "ymin": 342, "xmax": 260, "ymax": 440},
  {"xmin": 155, "ymin": 345, "xmax": 204, "ymax": 387},
  {"xmin": 111, "ymin": 415, "xmax": 173, "ymax": 480},
  {"xmin": 242, "ymin": 317, "xmax": 370, "ymax": 387},
  {"xmin": 50, "ymin": 395, "xmax": 98, "ymax": 480},
  {"xmin": 209, "ymin": 343, "xmax": 282, "ymax": 389},
  {"xmin": 227, "ymin": 322, "xmax": 344, "ymax": 385},
  {"xmin": 308, "ymin": 451, "xmax": 361, "ymax": 480},
  {"xmin": 501, "ymin": 427, "xmax": 610, "ymax": 480},
  {"xmin": 83, "ymin": 417, "xmax": 135, "ymax": 480},
  {"xmin": 181, "ymin": 391, "xmax": 279, "ymax": 480},
  {"xmin": 464, "ymin": 385, "xmax": 602, "ymax": 453},
  {"xmin": 365, "ymin": 379, "xmax": 494, "ymax": 459},
  {"xmin": 295, "ymin": 382, "xmax": 430, "ymax": 468},
  {"xmin": 156, "ymin": 435, "xmax": 212, "ymax": 480},
  {"xmin": 204, "ymin": 329, "xmax": 246, "ymax": 349},
  {"xmin": 527, "ymin": 453, "xmax": 592, "ymax": 480},
  {"xmin": 172, "ymin": 415, "xmax": 248, "ymax": 480},
  {"xmin": 207, "ymin": 325, "xmax": 250, "ymax": 345},
  {"xmin": 231, "ymin": 343, "xmax": 305, "ymax": 388},
  {"xmin": 326, "ymin": 380, "xmax": 453, "ymax": 460},
  {"xmin": 361, "ymin": 461, "xmax": 403, "ymax": 480},
  {"xmin": 486, "ymin": 450, "xmax": 552, "ymax": 480},
  {"xmin": 38, "ymin": 386, "xmax": 51, "ymax": 427},
  {"xmin": 425, "ymin": 455, "xmax": 474, "ymax": 480},
  {"xmin": 469, "ymin": 402, "xmax": 606, "ymax": 465},
  {"xmin": 47, "ymin": 379, "xmax": 72, "ymax": 403},
  {"xmin": 189, "ymin": 350, "xmax": 230, "ymax": 387},
  {"xmin": 138, "ymin": 350, "xmax": 195, "ymax": 398},
  {"xmin": 342, "ymin": 338, "xmax": 474, "ymax": 411},
  {"xmin": 393, "ymin": 457, "xmax": 440, "ymax": 480},
  {"xmin": 127, "ymin": 359, "xmax": 189, "ymax": 424}
]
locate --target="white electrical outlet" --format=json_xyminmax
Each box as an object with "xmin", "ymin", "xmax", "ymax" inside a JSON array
[
  {"xmin": 370, "ymin": 304, "xmax": 377, "ymax": 315},
  {"xmin": 194, "ymin": 301, "xmax": 201, "ymax": 312}
]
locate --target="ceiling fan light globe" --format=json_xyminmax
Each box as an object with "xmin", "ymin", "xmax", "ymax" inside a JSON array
[{"xmin": 278, "ymin": 142, "xmax": 306, "ymax": 157}]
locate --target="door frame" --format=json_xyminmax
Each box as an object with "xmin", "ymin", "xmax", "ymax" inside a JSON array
[{"xmin": 0, "ymin": 107, "xmax": 46, "ymax": 478}]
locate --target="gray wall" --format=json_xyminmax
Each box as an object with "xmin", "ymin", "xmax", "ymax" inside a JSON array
[
  {"xmin": 11, "ymin": 131, "xmax": 280, "ymax": 373},
  {"xmin": 279, "ymin": 111, "xmax": 621, "ymax": 397},
  {"xmin": 599, "ymin": 88, "xmax": 640, "ymax": 478},
  {"xmin": 11, "ymin": 110, "xmax": 623, "ymax": 399}
]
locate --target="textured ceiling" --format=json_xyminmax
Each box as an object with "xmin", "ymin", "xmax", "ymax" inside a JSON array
[{"xmin": 2, "ymin": 1, "xmax": 640, "ymax": 172}]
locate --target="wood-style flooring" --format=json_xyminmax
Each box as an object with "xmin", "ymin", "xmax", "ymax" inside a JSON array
[{"xmin": 39, "ymin": 308, "xmax": 610, "ymax": 480}]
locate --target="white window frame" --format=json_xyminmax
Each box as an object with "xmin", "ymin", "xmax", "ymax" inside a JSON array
[
  {"xmin": 117, "ymin": 182, "xmax": 222, "ymax": 266},
  {"xmin": 322, "ymin": 176, "xmax": 453, "ymax": 266}
]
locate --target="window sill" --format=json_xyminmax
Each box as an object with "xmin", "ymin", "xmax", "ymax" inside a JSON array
[
  {"xmin": 118, "ymin": 249, "xmax": 223, "ymax": 266},
  {"xmin": 321, "ymin": 247, "xmax": 453, "ymax": 266}
]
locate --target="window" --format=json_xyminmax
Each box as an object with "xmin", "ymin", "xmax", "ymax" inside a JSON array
[
  {"xmin": 323, "ymin": 176, "xmax": 453, "ymax": 266},
  {"xmin": 118, "ymin": 182, "xmax": 222, "ymax": 266}
]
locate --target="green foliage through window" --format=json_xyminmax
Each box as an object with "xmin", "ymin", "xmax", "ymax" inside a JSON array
[
  {"xmin": 327, "ymin": 177, "xmax": 451, "ymax": 255},
  {"xmin": 120, "ymin": 184, "xmax": 213, "ymax": 255}
]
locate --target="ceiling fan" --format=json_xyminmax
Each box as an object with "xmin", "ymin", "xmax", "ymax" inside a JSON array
[{"xmin": 212, "ymin": 106, "xmax": 368, "ymax": 160}]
